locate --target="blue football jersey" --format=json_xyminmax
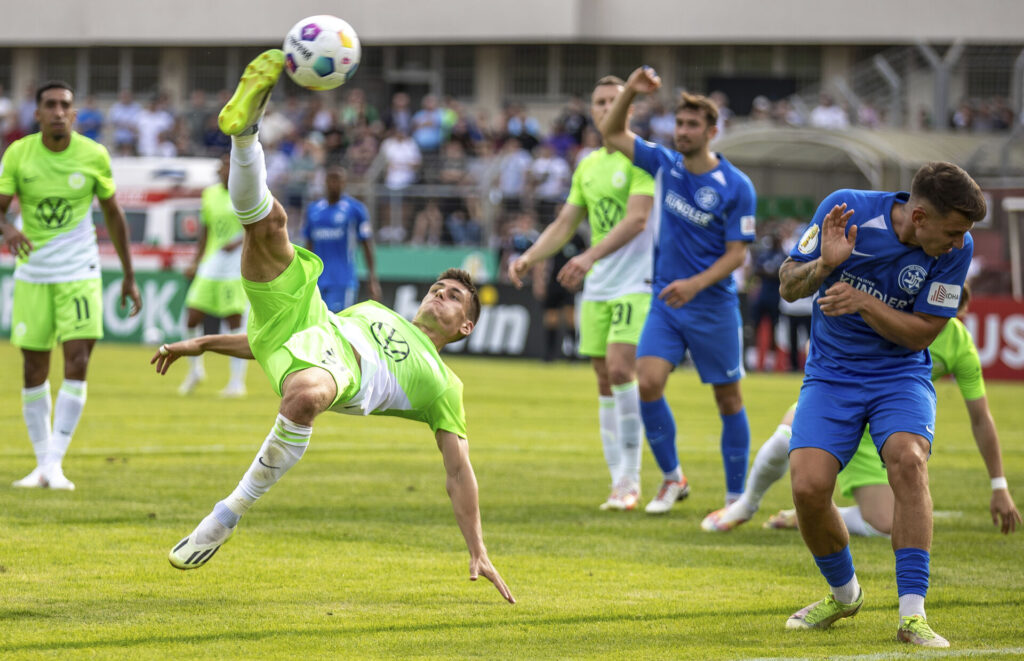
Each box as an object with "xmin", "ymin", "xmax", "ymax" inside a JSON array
[
  {"xmin": 302, "ymin": 195, "xmax": 372, "ymax": 290},
  {"xmin": 790, "ymin": 189, "xmax": 973, "ymax": 380},
  {"xmin": 633, "ymin": 137, "xmax": 757, "ymax": 308}
]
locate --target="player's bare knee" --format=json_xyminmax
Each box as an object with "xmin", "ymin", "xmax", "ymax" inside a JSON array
[
  {"xmin": 637, "ymin": 373, "xmax": 665, "ymax": 401},
  {"xmin": 791, "ymin": 473, "xmax": 833, "ymax": 512},
  {"xmin": 606, "ymin": 361, "xmax": 635, "ymax": 386},
  {"xmin": 280, "ymin": 371, "xmax": 337, "ymax": 423}
]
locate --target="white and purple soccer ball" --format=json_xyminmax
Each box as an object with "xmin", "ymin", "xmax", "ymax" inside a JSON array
[{"xmin": 282, "ymin": 15, "xmax": 361, "ymax": 91}]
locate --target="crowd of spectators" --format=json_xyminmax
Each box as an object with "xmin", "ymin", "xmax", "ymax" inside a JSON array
[{"xmin": 0, "ymin": 81, "xmax": 1019, "ymax": 250}]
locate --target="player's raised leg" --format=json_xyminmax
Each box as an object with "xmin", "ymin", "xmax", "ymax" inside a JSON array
[{"xmin": 217, "ymin": 48, "xmax": 295, "ymax": 283}]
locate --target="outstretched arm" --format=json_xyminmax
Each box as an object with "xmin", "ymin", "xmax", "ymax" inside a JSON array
[
  {"xmin": 436, "ymin": 430, "xmax": 515, "ymax": 603},
  {"xmin": 598, "ymin": 66, "xmax": 661, "ymax": 160},
  {"xmin": 964, "ymin": 396, "xmax": 1021, "ymax": 533},
  {"xmin": 150, "ymin": 333, "xmax": 254, "ymax": 374}
]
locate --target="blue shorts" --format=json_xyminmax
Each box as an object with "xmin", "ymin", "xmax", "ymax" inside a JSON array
[
  {"xmin": 319, "ymin": 284, "xmax": 358, "ymax": 313},
  {"xmin": 790, "ymin": 374, "xmax": 936, "ymax": 468},
  {"xmin": 636, "ymin": 296, "xmax": 744, "ymax": 384}
]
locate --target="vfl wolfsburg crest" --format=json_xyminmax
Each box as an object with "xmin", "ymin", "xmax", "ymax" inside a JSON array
[{"xmin": 898, "ymin": 264, "xmax": 928, "ymax": 295}]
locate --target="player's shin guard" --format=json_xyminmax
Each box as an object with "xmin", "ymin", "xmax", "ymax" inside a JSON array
[
  {"xmin": 613, "ymin": 381, "xmax": 643, "ymax": 484},
  {"xmin": 47, "ymin": 380, "xmax": 86, "ymax": 468},
  {"xmin": 229, "ymin": 138, "xmax": 273, "ymax": 225},
  {"xmin": 218, "ymin": 414, "xmax": 311, "ymax": 523},
  {"xmin": 721, "ymin": 408, "xmax": 751, "ymax": 500},
  {"xmin": 640, "ymin": 397, "xmax": 678, "ymax": 476},
  {"xmin": 22, "ymin": 381, "xmax": 52, "ymax": 466},
  {"xmin": 814, "ymin": 545, "xmax": 860, "ymax": 604},
  {"xmin": 598, "ymin": 396, "xmax": 620, "ymax": 484}
]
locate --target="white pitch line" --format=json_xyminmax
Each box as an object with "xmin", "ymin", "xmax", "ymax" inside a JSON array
[{"xmin": 743, "ymin": 646, "xmax": 1024, "ymax": 661}]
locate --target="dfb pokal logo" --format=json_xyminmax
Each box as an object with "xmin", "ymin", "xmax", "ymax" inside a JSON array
[
  {"xmin": 36, "ymin": 197, "xmax": 72, "ymax": 229},
  {"xmin": 898, "ymin": 264, "xmax": 927, "ymax": 295},
  {"xmin": 370, "ymin": 321, "xmax": 410, "ymax": 361},
  {"xmin": 694, "ymin": 186, "xmax": 719, "ymax": 211}
]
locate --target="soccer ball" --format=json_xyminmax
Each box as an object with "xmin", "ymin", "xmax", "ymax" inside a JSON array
[{"xmin": 282, "ymin": 15, "xmax": 361, "ymax": 91}]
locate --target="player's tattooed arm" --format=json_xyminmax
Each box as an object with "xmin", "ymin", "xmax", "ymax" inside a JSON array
[{"xmin": 779, "ymin": 257, "xmax": 832, "ymax": 302}]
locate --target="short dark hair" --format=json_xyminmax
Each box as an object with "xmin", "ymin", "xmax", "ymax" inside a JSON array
[
  {"xmin": 36, "ymin": 81, "xmax": 74, "ymax": 105},
  {"xmin": 594, "ymin": 75, "xmax": 625, "ymax": 89},
  {"xmin": 437, "ymin": 268, "xmax": 480, "ymax": 324},
  {"xmin": 911, "ymin": 161, "xmax": 987, "ymax": 224},
  {"xmin": 675, "ymin": 92, "xmax": 719, "ymax": 128}
]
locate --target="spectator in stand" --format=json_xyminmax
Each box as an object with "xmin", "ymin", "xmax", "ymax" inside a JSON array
[
  {"xmin": 748, "ymin": 230, "xmax": 788, "ymax": 371},
  {"xmin": 505, "ymin": 102, "xmax": 542, "ymax": 152},
  {"xmin": 445, "ymin": 209, "xmax": 483, "ymax": 246},
  {"xmin": 109, "ymin": 89, "xmax": 141, "ymax": 155},
  {"xmin": 182, "ymin": 90, "xmax": 210, "ymax": 149},
  {"xmin": 383, "ymin": 91, "xmax": 413, "ymax": 135},
  {"xmin": 857, "ymin": 101, "xmax": 882, "ymax": 128},
  {"xmin": 306, "ymin": 96, "xmax": 335, "ymax": 134},
  {"xmin": 201, "ymin": 113, "xmax": 230, "ymax": 156},
  {"xmin": 282, "ymin": 96, "xmax": 308, "ymax": 134},
  {"xmin": 340, "ymin": 88, "xmax": 379, "ymax": 130},
  {"xmin": 529, "ymin": 141, "xmax": 571, "ymax": 222},
  {"xmin": 449, "ymin": 113, "xmax": 483, "ymax": 157},
  {"xmin": 775, "ymin": 98, "xmax": 806, "ymax": 127},
  {"xmin": 559, "ymin": 95, "xmax": 591, "ymax": 145},
  {"xmin": 258, "ymin": 101, "xmax": 295, "ymax": 148},
  {"xmin": 710, "ymin": 91, "xmax": 733, "ymax": 139},
  {"xmin": 73, "ymin": 95, "xmax": 104, "ymax": 143},
  {"xmin": 136, "ymin": 95, "xmax": 176, "ymax": 157},
  {"xmin": 546, "ymin": 118, "xmax": 576, "ymax": 162},
  {"xmin": 649, "ymin": 97, "xmax": 675, "ymax": 148},
  {"xmin": 0, "ymin": 84, "xmax": 16, "ymax": 149},
  {"xmin": 16, "ymin": 83, "xmax": 37, "ymax": 136},
  {"xmin": 575, "ymin": 127, "xmax": 601, "ymax": 168},
  {"xmin": 809, "ymin": 93, "xmax": 850, "ymax": 130},
  {"xmin": 322, "ymin": 126, "xmax": 348, "ymax": 166},
  {"xmin": 750, "ymin": 96, "xmax": 774, "ymax": 125},
  {"xmin": 411, "ymin": 200, "xmax": 445, "ymax": 246},
  {"xmin": 630, "ymin": 97, "xmax": 653, "ymax": 141},
  {"xmin": 381, "ymin": 126, "xmax": 422, "ymax": 191},
  {"xmin": 498, "ymin": 210, "xmax": 540, "ymax": 284},
  {"xmin": 496, "ymin": 136, "xmax": 533, "ymax": 213},
  {"xmin": 412, "ymin": 94, "xmax": 446, "ymax": 154},
  {"xmin": 345, "ymin": 124, "xmax": 380, "ymax": 182},
  {"xmin": 778, "ymin": 219, "xmax": 813, "ymax": 371}
]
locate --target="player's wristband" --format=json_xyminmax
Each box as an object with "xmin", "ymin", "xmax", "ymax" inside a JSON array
[{"xmin": 991, "ymin": 476, "xmax": 1009, "ymax": 491}]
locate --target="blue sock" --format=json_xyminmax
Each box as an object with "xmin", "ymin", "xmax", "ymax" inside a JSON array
[
  {"xmin": 814, "ymin": 546, "xmax": 856, "ymax": 588},
  {"xmin": 895, "ymin": 547, "xmax": 930, "ymax": 597},
  {"xmin": 721, "ymin": 408, "xmax": 751, "ymax": 495},
  {"xmin": 640, "ymin": 397, "xmax": 678, "ymax": 474}
]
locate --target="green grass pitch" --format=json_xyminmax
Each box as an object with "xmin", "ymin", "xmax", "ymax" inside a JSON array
[{"xmin": 1, "ymin": 341, "xmax": 1022, "ymax": 659}]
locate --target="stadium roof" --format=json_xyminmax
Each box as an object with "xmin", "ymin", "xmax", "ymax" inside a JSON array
[{"xmin": 714, "ymin": 126, "xmax": 1024, "ymax": 191}]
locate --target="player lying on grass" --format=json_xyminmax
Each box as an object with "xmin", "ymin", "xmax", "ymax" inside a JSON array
[{"xmin": 151, "ymin": 49, "xmax": 514, "ymax": 604}]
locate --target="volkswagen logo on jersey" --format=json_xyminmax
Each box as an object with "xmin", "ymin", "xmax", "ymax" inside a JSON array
[
  {"xmin": 37, "ymin": 197, "xmax": 72, "ymax": 228},
  {"xmin": 898, "ymin": 264, "xmax": 928, "ymax": 295},
  {"xmin": 594, "ymin": 197, "xmax": 624, "ymax": 233},
  {"xmin": 694, "ymin": 186, "xmax": 720, "ymax": 211},
  {"xmin": 370, "ymin": 321, "xmax": 410, "ymax": 361}
]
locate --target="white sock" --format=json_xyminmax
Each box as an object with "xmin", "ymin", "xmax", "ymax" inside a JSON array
[
  {"xmin": 735, "ymin": 424, "xmax": 791, "ymax": 515},
  {"xmin": 832, "ymin": 574, "xmax": 861, "ymax": 604},
  {"xmin": 839, "ymin": 506, "xmax": 888, "ymax": 538},
  {"xmin": 598, "ymin": 396, "xmax": 620, "ymax": 485},
  {"xmin": 612, "ymin": 381, "xmax": 642, "ymax": 486},
  {"xmin": 229, "ymin": 136, "xmax": 273, "ymax": 224},
  {"xmin": 47, "ymin": 380, "xmax": 86, "ymax": 468},
  {"xmin": 665, "ymin": 467, "xmax": 684, "ymax": 483},
  {"xmin": 228, "ymin": 356, "xmax": 248, "ymax": 387},
  {"xmin": 219, "ymin": 414, "xmax": 311, "ymax": 520},
  {"xmin": 898, "ymin": 593, "xmax": 926, "ymax": 619},
  {"xmin": 186, "ymin": 326, "xmax": 205, "ymax": 376},
  {"xmin": 22, "ymin": 381, "xmax": 52, "ymax": 467}
]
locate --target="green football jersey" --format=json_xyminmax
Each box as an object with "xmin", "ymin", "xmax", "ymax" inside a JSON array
[
  {"xmin": 930, "ymin": 317, "xmax": 985, "ymax": 401},
  {"xmin": 333, "ymin": 301, "xmax": 468, "ymax": 438},
  {"xmin": 196, "ymin": 183, "xmax": 243, "ymax": 280},
  {"xmin": 0, "ymin": 132, "xmax": 115, "ymax": 282},
  {"xmin": 566, "ymin": 147, "xmax": 655, "ymax": 301}
]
